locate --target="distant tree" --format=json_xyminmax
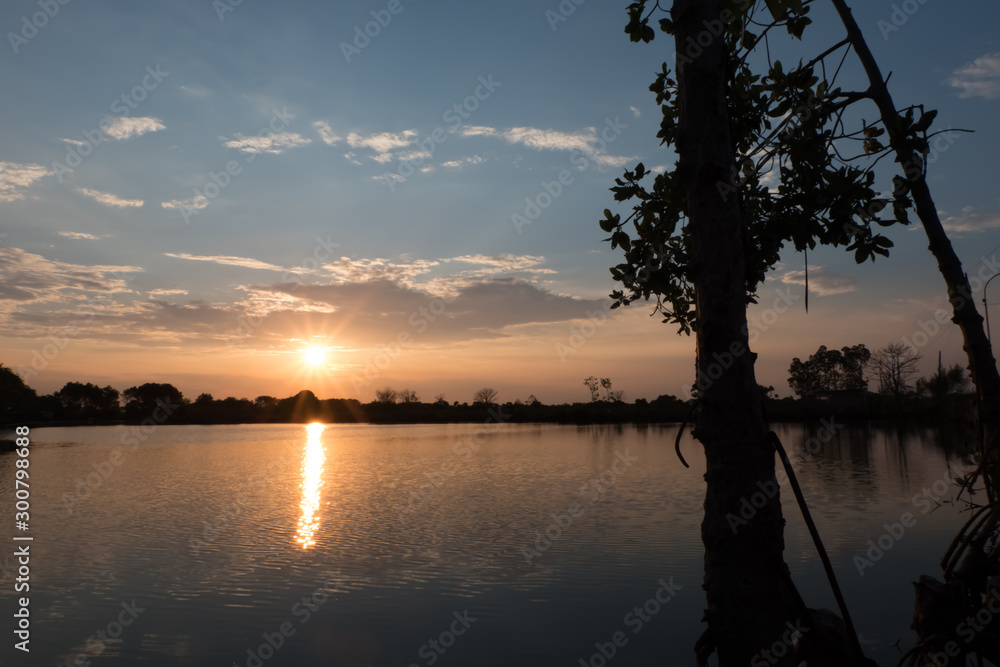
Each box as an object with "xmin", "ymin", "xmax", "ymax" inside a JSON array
[
  {"xmin": 0, "ymin": 364, "xmax": 38, "ymax": 414},
  {"xmin": 609, "ymin": 389, "xmax": 626, "ymax": 403},
  {"xmin": 54, "ymin": 382, "xmax": 119, "ymax": 418},
  {"xmin": 398, "ymin": 388, "xmax": 420, "ymax": 404},
  {"xmin": 527, "ymin": 394, "xmax": 541, "ymax": 406},
  {"xmin": 918, "ymin": 363, "xmax": 968, "ymax": 400},
  {"xmin": 254, "ymin": 395, "xmax": 278, "ymax": 410},
  {"xmin": 788, "ymin": 344, "xmax": 871, "ymax": 397},
  {"xmin": 600, "ymin": 377, "xmax": 613, "ymax": 401},
  {"xmin": 122, "ymin": 383, "xmax": 184, "ymax": 415},
  {"xmin": 374, "ymin": 387, "xmax": 398, "ymax": 404},
  {"xmin": 194, "ymin": 393, "xmax": 214, "ymax": 405},
  {"xmin": 473, "ymin": 387, "xmax": 498, "ymax": 406},
  {"xmin": 758, "ymin": 385, "xmax": 776, "ymax": 400},
  {"xmin": 433, "ymin": 394, "xmax": 448, "ymax": 406},
  {"xmin": 583, "ymin": 376, "xmax": 600, "ymax": 402},
  {"xmin": 869, "ymin": 343, "xmax": 921, "ymax": 405}
]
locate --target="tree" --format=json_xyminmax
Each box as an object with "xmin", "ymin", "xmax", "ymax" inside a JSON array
[
  {"xmin": 374, "ymin": 387, "xmax": 398, "ymax": 404},
  {"xmin": 583, "ymin": 376, "xmax": 600, "ymax": 402},
  {"xmin": 600, "ymin": 377, "xmax": 613, "ymax": 401},
  {"xmin": 54, "ymin": 382, "xmax": 120, "ymax": 418},
  {"xmin": 433, "ymin": 394, "xmax": 448, "ymax": 406},
  {"xmin": 527, "ymin": 394, "xmax": 541, "ymax": 406},
  {"xmin": 918, "ymin": 363, "xmax": 968, "ymax": 400},
  {"xmin": 869, "ymin": 343, "xmax": 921, "ymax": 405},
  {"xmin": 472, "ymin": 387, "xmax": 498, "ymax": 406},
  {"xmin": 606, "ymin": 1, "xmax": 876, "ymax": 662},
  {"xmin": 788, "ymin": 344, "xmax": 871, "ymax": 397},
  {"xmin": 254, "ymin": 395, "xmax": 278, "ymax": 410},
  {"xmin": 122, "ymin": 383, "xmax": 184, "ymax": 415},
  {"xmin": 194, "ymin": 392, "xmax": 214, "ymax": 405},
  {"xmin": 398, "ymin": 388, "xmax": 420, "ymax": 404},
  {"xmin": 609, "ymin": 390, "xmax": 626, "ymax": 403},
  {"xmin": 0, "ymin": 364, "xmax": 37, "ymax": 415}
]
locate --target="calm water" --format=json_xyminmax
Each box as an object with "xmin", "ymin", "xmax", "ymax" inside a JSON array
[{"xmin": 0, "ymin": 421, "xmax": 976, "ymax": 666}]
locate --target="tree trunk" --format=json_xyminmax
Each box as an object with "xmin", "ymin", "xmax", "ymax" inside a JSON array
[
  {"xmin": 672, "ymin": 1, "xmax": 809, "ymax": 663},
  {"xmin": 831, "ymin": 0, "xmax": 1000, "ymax": 493}
]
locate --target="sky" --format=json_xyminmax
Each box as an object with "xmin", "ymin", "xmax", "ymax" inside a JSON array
[{"xmin": 1, "ymin": 0, "xmax": 999, "ymax": 405}]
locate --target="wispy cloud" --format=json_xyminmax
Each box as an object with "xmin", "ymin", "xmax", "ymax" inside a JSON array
[
  {"xmin": 780, "ymin": 266, "xmax": 858, "ymax": 296},
  {"xmin": 0, "ymin": 162, "xmax": 49, "ymax": 202},
  {"xmin": 313, "ymin": 121, "xmax": 342, "ymax": 146},
  {"xmin": 630, "ymin": 106, "xmax": 641, "ymax": 118},
  {"xmin": 0, "ymin": 247, "xmax": 139, "ymax": 305},
  {"xmin": 222, "ymin": 132, "xmax": 311, "ymax": 155},
  {"xmin": 104, "ymin": 117, "xmax": 166, "ymax": 140},
  {"xmin": 949, "ymin": 53, "xmax": 1000, "ymax": 99},
  {"xmin": 58, "ymin": 231, "xmax": 104, "ymax": 241},
  {"xmin": 76, "ymin": 187, "xmax": 144, "ymax": 208},
  {"xmin": 163, "ymin": 253, "xmax": 291, "ymax": 272},
  {"xmin": 442, "ymin": 155, "xmax": 485, "ymax": 170},
  {"xmin": 459, "ymin": 124, "xmax": 636, "ymax": 166},
  {"xmin": 148, "ymin": 288, "xmax": 189, "ymax": 297},
  {"xmin": 941, "ymin": 211, "xmax": 1000, "ymax": 234},
  {"xmin": 161, "ymin": 196, "xmax": 209, "ymax": 211}
]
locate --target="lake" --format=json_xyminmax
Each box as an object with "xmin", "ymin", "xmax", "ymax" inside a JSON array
[{"xmin": 0, "ymin": 420, "xmax": 976, "ymax": 666}]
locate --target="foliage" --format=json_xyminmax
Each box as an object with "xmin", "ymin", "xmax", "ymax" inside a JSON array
[
  {"xmin": 917, "ymin": 363, "xmax": 968, "ymax": 400},
  {"xmin": 54, "ymin": 382, "xmax": 120, "ymax": 418},
  {"xmin": 375, "ymin": 387, "xmax": 398, "ymax": 404},
  {"xmin": 0, "ymin": 363, "xmax": 38, "ymax": 413},
  {"xmin": 398, "ymin": 388, "xmax": 420, "ymax": 404},
  {"xmin": 122, "ymin": 382, "xmax": 184, "ymax": 415},
  {"xmin": 787, "ymin": 344, "xmax": 870, "ymax": 396},
  {"xmin": 604, "ymin": 1, "xmax": 940, "ymax": 333},
  {"xmin": 583, "ymin": 376, "xmax": 600, "ymax": 402}
]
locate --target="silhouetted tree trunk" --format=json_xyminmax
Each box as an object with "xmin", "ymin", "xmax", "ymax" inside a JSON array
[
  {"xmin": 672, "ymin": 1, "xmax": 810, "ymax": 663},
  {"xmin": 832, "ymin": 0, "xmax": 1000, "ymax": 493}
]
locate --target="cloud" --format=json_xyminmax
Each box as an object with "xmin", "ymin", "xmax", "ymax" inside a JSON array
[
  {"xmin": 0, "ymin": 247, "xmax": 140, "ymax": 305},
  {"xmin": 222, "ymin": 131, "xmax": 311, "ymax": 154},
  {"xmin": 941, "ymin": 211, "xmax": 1000, "ymax": 234},
  {"xmin": 459, "ymin": 124, "xmax": 636, "ymax": 167},
  {"xmin": 148, "ymin": 288, "xmax": 189, "ymax": 297},
  {"xmin": 163, "ymin": 253, "xmax": 291, "ymax": 273},
  {"xmin": 780, "ymin": 266, "xmax": 858, "ymax": 296},
  {"xmin": 313, "ymin": 121, "xmax": 342, "ymax": 146},
  {"xmin": 441, "ymin": 155, "xmax": 485, "ymax": 170},
  {"xmin": 347, "ymin": 130, "xmax": 417, "ymax": 162},
  {"xmin": 161, "ymin": 196, "xmax": 209, "ymax": 211},
  {"xmin": 448, "ymin": 254, "xmax": 553, "ymax": 272},
  {"xmin": 0, "ymin": 162, "xmax": 49, "ymax": 202},
  {"xmin": 76, "ymin": 187, "xmax": 143, "ymax": 208},
  {"xmin": 630, "ymin": 106, "xmax": 641, "ymax": 118},
  {"xmin": 103, "ymin": 117, "xmax": 166, "ymax": 140},
  {"xmin": 949, "ymin": 53, "xmax": 1000, "ymax": 99},
  {"xmin": 58, "ymin": 231, "xmax": 103, "ymax": 240},
  {"xmin": 179, "ymin": 85, "xmax": 210, "ymax": 97}
]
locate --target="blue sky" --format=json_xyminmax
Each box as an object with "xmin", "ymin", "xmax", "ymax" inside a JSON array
[{"xmin": 1, "ymin": 0, "xmax": 999, "ymax": 403}]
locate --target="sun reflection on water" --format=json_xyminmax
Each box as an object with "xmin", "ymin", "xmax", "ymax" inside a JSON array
[{"xmin": 295, "ymin": 422, "xmax": 326, "ymax": 549}]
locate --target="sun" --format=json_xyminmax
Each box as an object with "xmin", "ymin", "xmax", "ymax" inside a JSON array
[{"xmin": 303, "ymin": 346, "xmax": 327, "ymax": 367}]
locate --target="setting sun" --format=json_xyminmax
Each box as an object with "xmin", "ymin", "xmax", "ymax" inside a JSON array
[{"xmin": 303, "ymin": 347, "xmax": 327, "ymax": 367}]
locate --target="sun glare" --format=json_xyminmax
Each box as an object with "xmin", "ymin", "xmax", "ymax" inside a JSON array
[{"xmin": 303, "ymin": 346, "xmax": 327, "ymax": 367}]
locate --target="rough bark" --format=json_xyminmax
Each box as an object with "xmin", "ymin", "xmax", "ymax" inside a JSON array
[
  {"xmin": 831, "ymin": 0, "xmax": 1000, "ymax": 487},
  {"xmin": 672, "ymin": 1, "xmax": 808, "ymax": 663}
]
